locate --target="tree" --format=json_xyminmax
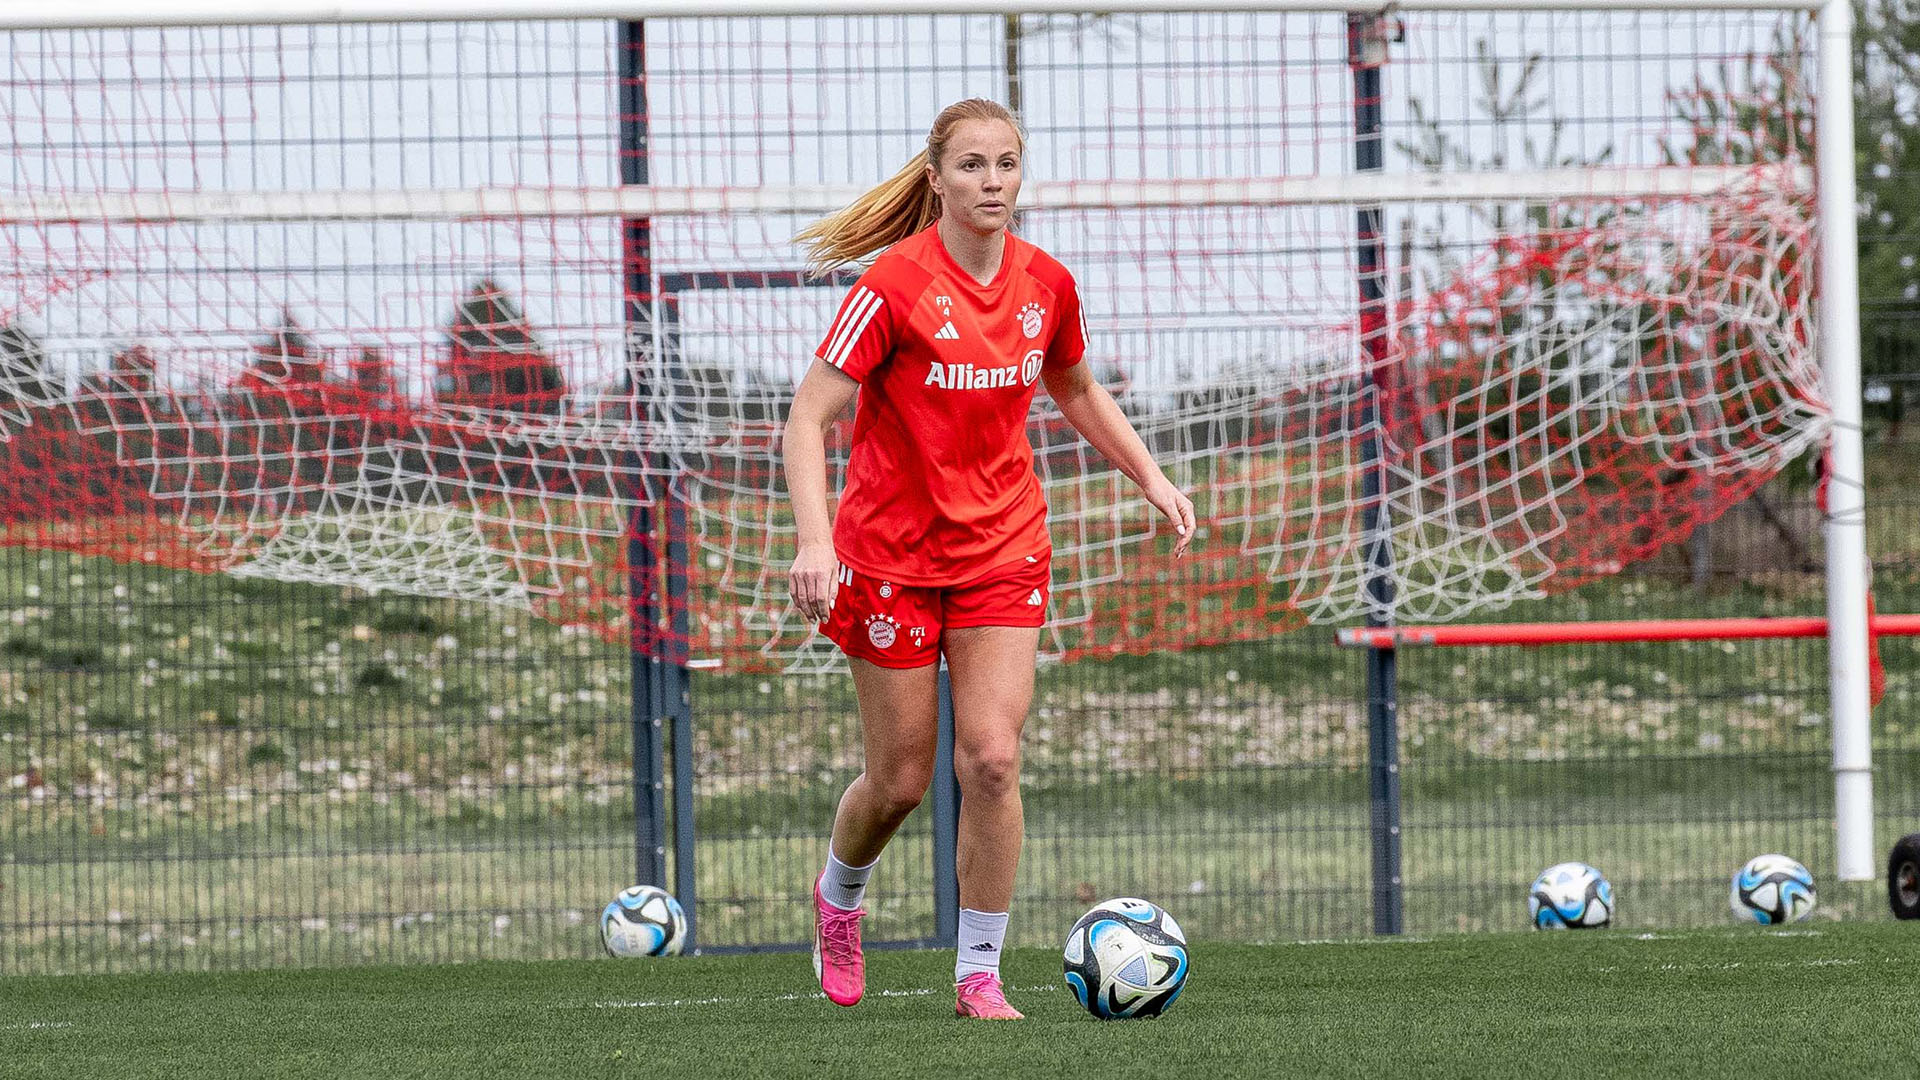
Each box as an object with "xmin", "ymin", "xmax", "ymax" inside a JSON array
[
  {"xmin": 347, "ymin": 345, "xmax": 400, "ymax": 410},
  {"xmin": 1392, "ymin": 41, "xmax": 1621, "ymax": 506},
  {"xmin": 0, "ymin": 324, "xmax": 59, "ymax": 410},
  {"xmin": 230, "ymin": 310, "xmax": 333, "ymax": 512},
  {"xmin": 1668, "ymin": 5, "xmax": 1920, "ymax": 436},
  {"xmin": 1396, "ymin": 38, "xmax": 1616, "ymax": 288},
  {"xmin": 74, "ymin": 344, "xmax": 162, "ymax": 468},
  {"xmin": 428, "ymin": 280, "xmax": 569, "ymax": 500},
  {"xmin": 1855, "ymin": 0, "xmax": 1920, "ymax": 295},
  {"xmin": 1389, "ymin": 42, "xmax": 1815, "ymax": 588},
  {"xmin": 72, "ymin": 344, "xmax": 167, "ymax": 504},
  {"xmin": 238, "ymin": 308, "xmax": 325, "ymax": 396},
  {"xmin": 104, "ymin": 343, "xmax": 157, "ymax": 395},
  {"xmin": 1855, "ymin": 0, "xmax": 1920, "ymax": 435},
  {"xmin": 435, "ymin": 279, "xmax": 566, "ymax": 415},
  {"xmin": 0, "ymin": 324, "xmax": 114, "ymax": 528}
]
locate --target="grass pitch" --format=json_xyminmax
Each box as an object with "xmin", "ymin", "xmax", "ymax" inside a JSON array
[{"xmin": 4, "ymin": 922, "xmax": 1914, "ymax": 1080}]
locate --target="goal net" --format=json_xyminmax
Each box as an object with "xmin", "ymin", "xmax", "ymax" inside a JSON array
[{"xmin": 0, "ymin": 9, "xmax": 1828, "ymax": 671}]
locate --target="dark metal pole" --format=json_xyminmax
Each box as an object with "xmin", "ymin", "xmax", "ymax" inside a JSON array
[
  {"xmin": 665, "ymin": 477, "xmax": 698, "ymax": 947},
  {"xmin": 619, "ymin": 19, "xmax": 668, "ymax": 894},
  {"xmin": 1350, "ymin": 11, "xmax": 1404, "ymax": 936},
  {"xmin": 932, "ymin": 661, "xmax": 961, "ymax": 944}
]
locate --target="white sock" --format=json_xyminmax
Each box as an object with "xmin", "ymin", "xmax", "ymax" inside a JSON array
[
  {"xmin": 818, "ymin": 847, "xmax": 875, "ymax": 912},
  {"xmin": 955, "ymin": 908, "xmax": 1009, "ymax": 981}
]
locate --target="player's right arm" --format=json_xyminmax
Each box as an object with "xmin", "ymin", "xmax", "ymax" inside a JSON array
[
  {"xmin": 785, "ymin": 271, "xmax": 899, "ymax": 622},
  {"xmin": 783, "ymin": 360, "xmax": 861, "ymax": 623}
]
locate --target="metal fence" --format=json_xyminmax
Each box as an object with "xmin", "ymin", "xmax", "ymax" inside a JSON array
[
  {"xmin": 3, "ymin": 461, "xmax": 1916, "ymax": 973},
  {"xmin": 1, "ymin": 2, "xmax": 1916, "ymax": 977}
]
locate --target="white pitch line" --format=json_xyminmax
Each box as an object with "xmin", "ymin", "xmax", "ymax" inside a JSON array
[
  {"xmin": 0, "ymin": 1021, "xmax": 75, "ymax": 1032},
  {"xmin": 1593, "ymin": 957, "xmax": 1869, "ymax": 974},
  {"xmin": 1622, "ymin": 928, "xmax": 1824, "ymax": 943},
  {"xmin": 1279, "ymin": 937, "xmax": 1434, "ymax": 947},
  {"xmin": 585, "ymin": 984, "xmax": 1056, "ymax": 1011}
]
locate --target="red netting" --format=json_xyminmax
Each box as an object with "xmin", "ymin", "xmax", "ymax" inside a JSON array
[{"xmin": 0, "ymin": 188, "xmax": 1826, "ymax": 673}]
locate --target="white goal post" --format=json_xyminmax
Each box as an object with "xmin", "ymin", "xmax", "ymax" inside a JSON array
[{"xmin": 0, "ymin": 0, "xmax": 1873, "ymax": 883}]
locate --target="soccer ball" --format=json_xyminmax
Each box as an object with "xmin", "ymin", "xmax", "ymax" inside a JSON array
[
  {"xmin": 1731, "ymin": 854, "xmax": 1816, "ymax": 925},
  {"xmin": 1062, "ymin": 897, "xmax": 1190, "ymax": 1019},
  {"xmin": 1528, "ymin": 862, "xmax": 1614, "ymax": 929},
  {"xmin": 600, "ymin": 885, "xmax": 687, "ymax": 957}
]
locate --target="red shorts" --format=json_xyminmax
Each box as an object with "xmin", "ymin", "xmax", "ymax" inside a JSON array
[{"xmin": 821, "ymin": 552, "xmax": 1051, "ymax": 669}]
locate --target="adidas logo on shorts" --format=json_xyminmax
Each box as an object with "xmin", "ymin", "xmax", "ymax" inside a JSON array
[{"xmin": 1026, "ymin": 589, "xmax": 1044, "ymax": 607}]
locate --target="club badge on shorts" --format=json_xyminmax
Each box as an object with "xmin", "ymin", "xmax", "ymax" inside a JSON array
[{"xmin": 865, "ymin": 613, "xmax": 899, "ymax": 649}]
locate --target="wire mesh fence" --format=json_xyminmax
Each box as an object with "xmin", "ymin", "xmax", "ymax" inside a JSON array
[
  {"xmin": 3, "ymin": 471, "xmax": 1916, "ymax": 972},
  {"xmin": 0, "ymin": 5, "xmax": 1915, "ymax": 975}
]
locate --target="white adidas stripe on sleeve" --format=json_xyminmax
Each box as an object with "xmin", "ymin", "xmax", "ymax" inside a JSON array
[
  {"xmin": 831, "ymin": 294, "xmax": 885, "ymax": 369},
  {"xmin": 820, "ymin": 287, "xmax": 874, "ymax": 367},
  {"xmin": 825, "ymin": 288, "xmax": 884, "ymax": 369}
]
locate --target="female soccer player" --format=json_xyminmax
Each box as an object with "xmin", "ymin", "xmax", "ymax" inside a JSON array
[{"xmin": 783, "ymin": 98, "xmax": 1196, "ymax": 1020}]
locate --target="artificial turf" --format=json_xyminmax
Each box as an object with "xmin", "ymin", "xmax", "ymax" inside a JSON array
[{"xmin": 4, "ymin": 921, "xmax": 1915, "ymax": 1079}]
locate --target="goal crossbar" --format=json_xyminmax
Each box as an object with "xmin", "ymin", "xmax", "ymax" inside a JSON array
[
  {"xmin": 0, "ymin": 0, "xmax": 1830, "ymax": 29},
  {"xmin": 0, "ymin": 167, "xmax": 1812, "ymax": 225}
]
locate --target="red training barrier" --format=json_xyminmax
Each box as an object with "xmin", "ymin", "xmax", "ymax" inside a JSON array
[{"xmin": 1336, "ymin": 614, "xmax": 1920, "ymax": 649}]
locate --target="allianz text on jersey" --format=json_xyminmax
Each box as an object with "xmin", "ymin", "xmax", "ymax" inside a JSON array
[{"xmin": 923, "ymin": 351, "xmax": 1045, "ymax": 391}]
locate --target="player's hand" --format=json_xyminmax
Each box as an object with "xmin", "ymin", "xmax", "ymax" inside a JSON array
[
  {"xmin": 789, "ymin": 540, "xmax": 840, "ymax": 623},
  {"xmin": 1145, "ymin": 478, "xmax": 1197, "ymax": 557}
]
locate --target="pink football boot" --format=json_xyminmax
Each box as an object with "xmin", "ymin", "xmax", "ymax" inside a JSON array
[
  {"xmin": 812, "ymin": 880, "xmax": 866, "ymax": 1006},
  {"xmin": 955, "ymin": 972, "xmax": 1024, "ymax": 1020}
]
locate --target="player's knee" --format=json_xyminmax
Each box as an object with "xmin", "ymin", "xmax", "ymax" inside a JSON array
[
  {"xmin": 870, "ymin": 769, "xmax": 931, "ymax": 821},
  {"xmin": 956, "ymin": 744, "xmax": 1020, "ymax": 802}
]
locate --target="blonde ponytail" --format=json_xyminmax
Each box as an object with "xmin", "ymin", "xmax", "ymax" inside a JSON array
[
  {"xmin": 798, "ymin": 98, "xmax": 1025, "ymax": 276},
  {"xmin": 795, "ymin": 149, "xmax": 941, "ymax": 276}
]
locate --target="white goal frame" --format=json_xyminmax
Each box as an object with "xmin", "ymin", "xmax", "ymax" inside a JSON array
[{"xmin": 0, "ymin": 0, "xmax": 1873, "ymax": 884}]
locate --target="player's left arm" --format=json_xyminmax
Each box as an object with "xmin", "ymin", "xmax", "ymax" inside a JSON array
[{"xmin": 1043, "ymin": 361, "xmax": 1196, "ymax": 557}]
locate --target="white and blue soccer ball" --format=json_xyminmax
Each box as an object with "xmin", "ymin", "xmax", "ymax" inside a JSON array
[
  {"xmin": 1062, "ymin": 897, "xmax": 1190, "ymax": 1019},
  {"xmin": 1731, "ymin": 854, "xmax": 1817, "ymax": 925},
  {"xmin": 1528, "ymin": 862, "xmax": 1614, "ymax": 929},
  {"xmin": 600, "ymin": 885, "xmax": 687, "ymax": 957}
]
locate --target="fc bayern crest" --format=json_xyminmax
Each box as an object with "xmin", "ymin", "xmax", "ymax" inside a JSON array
[
  {"xmin": 1019, "ymin": 302, "xmax": 1046, "ymax": 339},
  {"xmin": 865, "ymin": 614, "xmax": 898, "ymax": 649}
]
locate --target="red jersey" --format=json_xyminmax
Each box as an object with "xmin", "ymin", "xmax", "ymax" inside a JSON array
[{"xmin": 815, "ymin": 225, "xmax": 1088, "ymax": 586}]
